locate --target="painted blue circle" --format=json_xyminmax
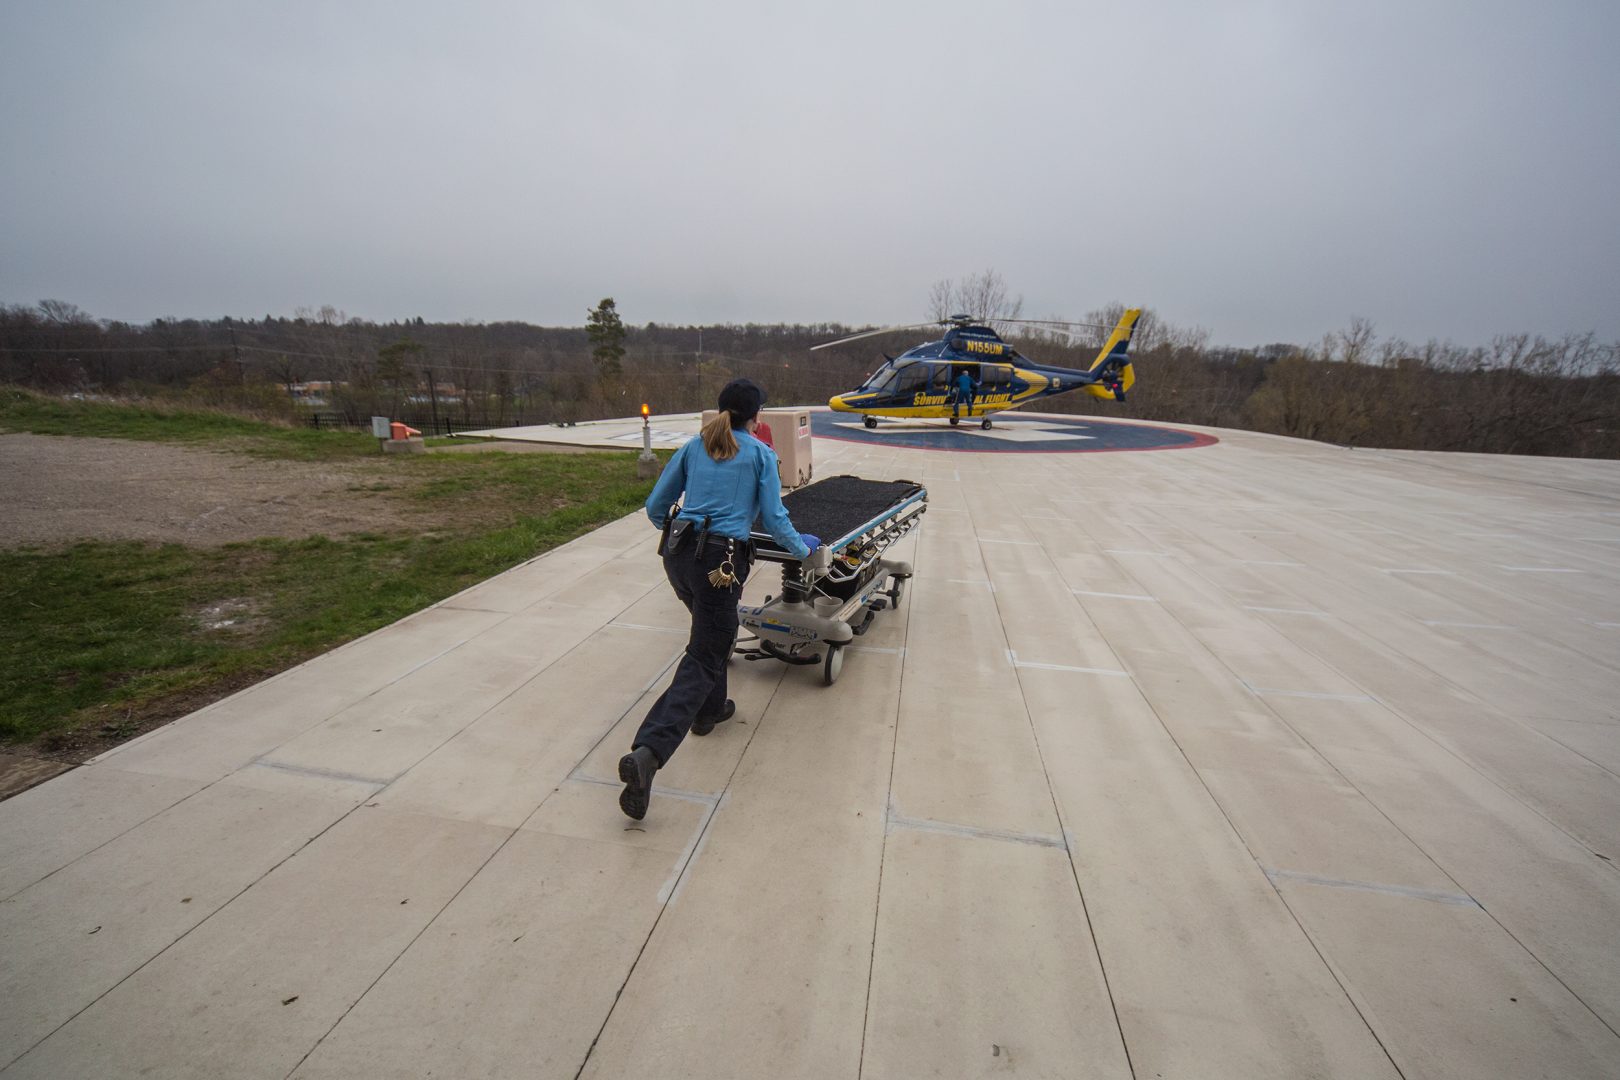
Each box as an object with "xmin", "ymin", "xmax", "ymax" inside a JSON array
[{"xmin": 809, "ymin": 411, "xmax": 1216, "ymax": 453}]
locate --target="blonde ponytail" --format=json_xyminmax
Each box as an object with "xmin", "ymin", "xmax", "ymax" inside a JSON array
[{"xmin": 701, "ymin": 410, "xmax": 740, "ymax": 461}]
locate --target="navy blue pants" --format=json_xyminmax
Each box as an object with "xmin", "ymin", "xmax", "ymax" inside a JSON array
[{"xmin": 632, "ymin": 541, "xmax": 751, "ymax": 766}]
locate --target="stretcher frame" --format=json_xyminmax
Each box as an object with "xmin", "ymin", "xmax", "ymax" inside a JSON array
[{"xmin": 736, "ymin": 477, "xmax": 927, "ymax": 684}]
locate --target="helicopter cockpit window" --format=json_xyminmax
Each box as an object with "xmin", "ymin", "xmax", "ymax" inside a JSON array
[{"xmin": 862, "ymin": 367, "xmax": 898, "ymax": 393}]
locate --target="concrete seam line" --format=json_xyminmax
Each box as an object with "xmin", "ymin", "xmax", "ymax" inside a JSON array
[
  {"xmin": 885, "ymin": 808, "xmax": 1066, "ymax": 850},
  {"xmin": 1264, "ymin": 867, "xmax": 1481, "ymax": 908}
]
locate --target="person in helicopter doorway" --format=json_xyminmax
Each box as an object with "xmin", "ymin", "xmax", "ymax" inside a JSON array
[
  {"xmin": 618, "ymin": 378, "xmax": 820, "ymax": 820},
  {"xmin": 952, "ymin": 368, "xmax": 978, "ymax": 419}
]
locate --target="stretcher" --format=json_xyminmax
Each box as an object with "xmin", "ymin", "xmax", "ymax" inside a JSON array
[{"xmin": 737, "ymin": 475, "xmax": 927, "ymax": 684}]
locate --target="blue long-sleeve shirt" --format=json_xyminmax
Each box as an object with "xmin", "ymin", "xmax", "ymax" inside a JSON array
[{"xmin": 645, "ymin": 430, "xmax": 810, "ymax": 558}]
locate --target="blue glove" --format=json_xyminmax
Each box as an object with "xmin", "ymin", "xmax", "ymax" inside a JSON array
[{"xmin": 799, "ymin": 533, "xmax": 821, "ymax": 555}]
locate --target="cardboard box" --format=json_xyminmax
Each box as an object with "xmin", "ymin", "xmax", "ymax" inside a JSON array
[{"xmin": 700, "ymin": 408, "xmax": 813, "ymax": 490}]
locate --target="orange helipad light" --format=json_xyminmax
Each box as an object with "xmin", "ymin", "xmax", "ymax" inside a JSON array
[{"xmin": 640, "ymin": 403, "xmax": 650, "ymax": 418}]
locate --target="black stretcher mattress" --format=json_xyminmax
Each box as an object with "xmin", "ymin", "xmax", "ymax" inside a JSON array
[{"xmin": 753, "ymin": 475, "xmax": 924, "ymax": 553}]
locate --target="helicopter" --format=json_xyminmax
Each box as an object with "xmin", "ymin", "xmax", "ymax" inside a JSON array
[{"xmin": 816, "ymin": 308, "xmax": 1142, "ymax": 429}]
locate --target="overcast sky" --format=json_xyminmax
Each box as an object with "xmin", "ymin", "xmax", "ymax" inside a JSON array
[{"xmin": 3, "ymin": 0, "xmax": 1617, "ymax": 346}]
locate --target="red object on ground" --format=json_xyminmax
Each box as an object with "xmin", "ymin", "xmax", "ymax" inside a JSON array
[
  {"xmin": 389, "ymin": 422, "xmax": 421, "ymax": 440},
  {"xmin": 754, "ymin": 421, "xmax": 774, "ymax": 448}
]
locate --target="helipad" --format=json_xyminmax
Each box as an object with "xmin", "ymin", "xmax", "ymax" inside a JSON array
[
  {"xmin": 461, "ymin": 407, "xmax": 1219, "ymax": 454},
  {"xmin": 3, "ymin": 415, "xmax": 1618, "ymax": 1079},
  {"xmin": 811, "ymin": 410, "xmax": 1219, "ymax": 452}
]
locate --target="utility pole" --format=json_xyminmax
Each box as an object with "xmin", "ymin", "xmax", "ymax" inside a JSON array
[
  {"xmin": 424, "ymin": 365, "xmax": 441, "ymax": 434},
  {"xmin": 226, "ymin": 317, "xmax": 244, "ymax": 386}
]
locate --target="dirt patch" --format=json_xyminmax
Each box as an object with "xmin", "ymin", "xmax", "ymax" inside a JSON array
[
  {"xmin": 0, "ymin": 433, "xmax": 416, "ymax": 546},
  {"xmin": 0, "ymin": 752, "xmax": 73, "ymax": 799},
  {"xmin": 191, "ymin": 597, "xmax": 271, "ymax": 637},
  {"xmin": 33, "ymin": 667, "xmax": 274, "ymax": 763}
]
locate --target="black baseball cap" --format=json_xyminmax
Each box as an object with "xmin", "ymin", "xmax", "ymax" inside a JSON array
[{"xmin": 717, "ymin": 378, "xmax": 767, "ymax": 424}]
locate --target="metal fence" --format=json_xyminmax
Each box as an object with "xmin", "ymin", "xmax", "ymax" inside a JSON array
[{"xmin": 306, "ymin": 413, "xmax": 512, "ymax": 436}]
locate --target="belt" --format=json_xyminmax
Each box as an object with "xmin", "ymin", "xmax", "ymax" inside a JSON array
[{"xmin": 700, "ymin": 535, "xmax": 754, "ymax": 557}]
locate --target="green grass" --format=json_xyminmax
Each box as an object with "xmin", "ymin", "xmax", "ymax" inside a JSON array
[
  {"xmin": 1, "ymin": 389, "xmax": 664, "ymax": 752},
  {"xmin": 0, "ymin": 386, "xmax": 374, "ymax": 460}
]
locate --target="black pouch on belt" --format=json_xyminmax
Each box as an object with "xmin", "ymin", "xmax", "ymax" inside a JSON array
[{"xmin": 658, "ymin": 508, "xmax": 695, "ymax": 557}]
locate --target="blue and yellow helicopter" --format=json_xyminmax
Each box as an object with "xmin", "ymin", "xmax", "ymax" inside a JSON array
[{"xmin": 819, "ymin": 308, "xmax": 1142, "ymax": 429}]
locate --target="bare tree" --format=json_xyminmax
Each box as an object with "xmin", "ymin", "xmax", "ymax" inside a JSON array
[
  {"xmin": 1338, "ymin": 316, "xmax": 1376, "ymax": 365},
  {"xmin": 927, "ymin": 269, "xmax": 1024, "ymax": 324},
  {"xmin": 37, "ymin": 299, "xmax": 92, "ymax": 326}
]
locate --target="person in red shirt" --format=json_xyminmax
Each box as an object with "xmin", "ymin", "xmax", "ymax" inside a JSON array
[{"xmin": 752, "ymin": 419, "xmax": 774, "ymax": 448}]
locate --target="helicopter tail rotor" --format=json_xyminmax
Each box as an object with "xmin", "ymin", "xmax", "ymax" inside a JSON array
[{"xmin": 1081, "ymin": 308, "xmax": 1142, "ymax": 374}]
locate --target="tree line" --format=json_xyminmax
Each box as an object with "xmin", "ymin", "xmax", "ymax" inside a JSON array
[{"xmin": 2, "ymin": 297, "xmax": 1616, "ymax": 458}]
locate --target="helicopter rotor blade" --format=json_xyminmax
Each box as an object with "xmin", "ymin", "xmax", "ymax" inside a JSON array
[
  {"xmin": 998, "ymin": 323, "xmax": 1103, "ymax": 344},
  {"xmin": 995, "ymin": 317, "xmax": 1118, "ymax": 332},
  {"xmin": 809, "ymin": 322, "xmax": 943, "ymax": 351}
]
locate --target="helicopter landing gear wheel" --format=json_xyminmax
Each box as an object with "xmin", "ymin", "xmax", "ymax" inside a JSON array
[
  {"xmin": 981, "ymin": 418, "xmax": 993, "ymax": 430},
  {"xmin": 823, "ymin": 643, "xmax": 844, "ymax": 686},
  {"xmin": 863, "ymin": 415, "xmax": 877, "ymax": 429},
  {"xmin": 949, "ymin": 416, "xmax": 960, "ymax": 426}
]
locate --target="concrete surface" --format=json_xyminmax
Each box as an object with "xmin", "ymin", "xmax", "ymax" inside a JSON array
[{"xmin": 3, "ymin": 411, "xmax": 1619, "ymax": 1079}]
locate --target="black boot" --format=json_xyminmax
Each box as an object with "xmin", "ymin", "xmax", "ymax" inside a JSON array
[
  {"xmin": 690, "ymin": 699, "xmax": 736, "ymax": 737},
  {"xmin": 618, "ymin": 746, "xmax": 660, "ymax": 820}
]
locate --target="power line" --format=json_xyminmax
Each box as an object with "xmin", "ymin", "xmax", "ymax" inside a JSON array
[{"xmin": 0, "ymin": 341, "xmax": 827, "ymax": 380}]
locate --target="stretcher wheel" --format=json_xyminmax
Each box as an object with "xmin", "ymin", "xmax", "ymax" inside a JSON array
[
  {"xmin": 823, "ymin": 643, "xmax": 844, "ymax": 685},
  {"xmin": 863, "ymin": 416, "xmax": 877, "ymax": 429},
  {"xmin": 887, "ymin": 576, "xmax": 906, "ymax": 606}
]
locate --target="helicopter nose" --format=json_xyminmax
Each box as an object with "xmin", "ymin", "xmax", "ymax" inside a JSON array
[{"xmin": 828, "ymin": 394, "xmax": 851, "ymax": 412}]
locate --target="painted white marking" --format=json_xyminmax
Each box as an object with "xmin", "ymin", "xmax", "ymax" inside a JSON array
[
  {"xmin": 1499, "ymin": 566, "xmax": 1583, "ymax": 574},
  {"xmin": 1265, "ymin": 867, "xmax": 1480, "ymax": 908},
  {"xmin": 1006, "ymin": 649, "xmax": 1130, "ymax": 677},
  {"xmin": 1242, "ymin": 680, "xmax": 1373, "ymax": 703},
  {"xmin": 1380, "ymin": 568, "xmax": 1456, "ymax": 576},
  {"xmin": 847, "ymin": 645, "xmax": 906, "ymax": 656},
  {"xmin": 1421, "ymin": 620, "xmax": 1516, "ymax": 630},
  {"xmin": 603, "ymin": 428, "xmax": 696, "ymax": 448},
  {"xmin": 609, "ymin": 621, "xmax": 687, "ymax": 635},
  {"xmin": 947, "ymin": 578, "xmax": 995, "ymax": 592},
  {"xmin": 1244, "ymin": 606, "xmax": 1328, "ymax": 616},
  {"xmin": 1073, "ymin": 589, "xmax": 1157, "ymax": 602}
]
